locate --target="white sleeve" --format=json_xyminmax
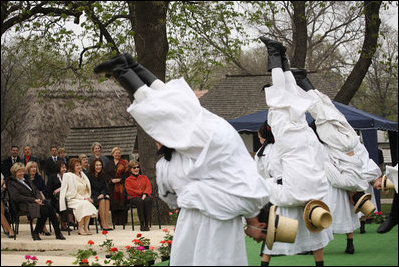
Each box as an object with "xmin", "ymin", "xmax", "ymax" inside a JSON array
[{"xmin": 325, "ymin": 161, "xmax": 369, "ymax": 191}]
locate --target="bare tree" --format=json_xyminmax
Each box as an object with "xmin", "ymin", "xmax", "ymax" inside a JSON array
[{"xmin": 334, "ymin": 1, "xmax": 382, "ymax": 104}]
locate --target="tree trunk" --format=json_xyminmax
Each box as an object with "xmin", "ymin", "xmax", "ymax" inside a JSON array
[
  {"xmin": 290, "ymin": 1, "xmax": 307, "ymax": 68},
  {"xmin": 334, "ymin": 1, "xmax": 382, "ymax": 104},
  {"xmin": 133, "ymin": 1, "xmax": 171, "ymax": 224}
]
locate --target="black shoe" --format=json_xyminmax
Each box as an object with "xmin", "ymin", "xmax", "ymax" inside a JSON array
[
  {"xmin": 55, "ymin": 233, "xmax": 66, "ymax": 240},
  {"xmin": 377, "ymin": 216, "xmax": 397, "ymax": 233},
  {"xmin": 345, "ymin": 239, "xmax": 354, "ymax": 254},
  {"xmin": 94, "ymin": 53, "xmax": 129, "ymax": 76},
  {"xmin": 32, "ymin": 233, "xmax": 41, "ymax": 241},
  {"xmin": 360, "ymin": 221, "xmax": 366, "ymax": 234},
  {"xmin": 259, "ymin": 36, "xmax": 285, "ymax": 71},
  {"xmin": 61, "ymin": 226, "xmax": 69, "ymax": 231},
  {"xmin": 43, "ymin": 232, "xmax": 51, "ymax": 236}
]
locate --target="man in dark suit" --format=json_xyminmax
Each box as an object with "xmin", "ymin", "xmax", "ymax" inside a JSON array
[
  {"xmin": 1, "ymin": 145, "xmax": 21, "ymax": 178},
  {"xmin": 20, "ymin": 146, "xmax": 40, "ymax": 169},
  {"xmin": 45, "ymin": 146, "xmax": 58, "ymax": 179}
]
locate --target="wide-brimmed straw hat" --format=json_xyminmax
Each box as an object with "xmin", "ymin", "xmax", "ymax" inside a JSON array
[
  {"xmin": 303, "ymin": 200, "xmax": 332, "ymax": 233},
  {"xmin": 381, "ymin": 175, "xmax": 395, "ymax": 192},
  {"xmin": 266, "ymin": 205, "xmax": 298, "ymax": 250},
  {"xmin": 353, "ymin": 193, "xmax": 375, "ymax": 216}
]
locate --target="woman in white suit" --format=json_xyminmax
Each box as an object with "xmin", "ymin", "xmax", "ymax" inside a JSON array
[{"xmin": 59, "ymin": 158, "xmax": 98, "ymax": 235}]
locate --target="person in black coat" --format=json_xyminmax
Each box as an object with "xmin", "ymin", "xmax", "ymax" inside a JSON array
[
  {"xmin": 1, "ymin": 145, "xmax": 21, "ymax": 178},
  {"xmin": 88, "ymin": 158, "xmax": 112, "ymax": 230},
  {"xmin": 44, "ymin": 146, "xmax": 59, "ymax": 179},
  {"xmin": 46, "ymin": 160, "xmax": 70, "ymax": 230},
  {"xmin": 6, "ymin": 163, "xmax": 65, "ymax": 241}
]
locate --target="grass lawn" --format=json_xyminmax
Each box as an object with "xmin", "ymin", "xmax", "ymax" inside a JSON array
[{"xmin": 155, "ymin": 223, "xmax": 398, "ymax": 266}]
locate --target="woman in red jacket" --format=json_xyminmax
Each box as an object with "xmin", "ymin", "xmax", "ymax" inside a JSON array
[{"xmin": 124, "ymin": 160, "xmax": 152, "ymax": 231}]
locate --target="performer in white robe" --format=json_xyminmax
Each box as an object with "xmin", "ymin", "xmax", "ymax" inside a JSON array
[
  {"xmin": 258, "ymin": 37, "xmax": 333, "ymax": 267},
  {"xmin": 293, "ymin": 69, "xmax": 382, "ymax": 254},
  {"xmin": 94, "ymin": 54, "xmax": 272, "ymax": 266}
]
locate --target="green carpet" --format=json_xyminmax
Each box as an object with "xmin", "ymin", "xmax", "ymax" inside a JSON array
[{"xmin": 155, "ymin": 223, "xmax": 398, "ymax": 266}]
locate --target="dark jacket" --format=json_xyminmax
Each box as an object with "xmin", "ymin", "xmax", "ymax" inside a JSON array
[
  {"xmin": 6, "ymin": 176, "xmax": 43, "ymax": 218},
  {"xmin": 46, "ymin": 173, "xmax": 62, "ymax": 197},
  {"xmin": 25, "ymin": 174, "xmax": 49, "ymax": 199},
  {"xmin": 1, "ymin": 156, "xmax": 21, "ymax": 178},
  {"xmin": 45, "ymin": 156, "xmax": 58, "ymax": 178},
  {"xmin": 88, "ymin": 172, "xmax": 109, "ymax": 206}
]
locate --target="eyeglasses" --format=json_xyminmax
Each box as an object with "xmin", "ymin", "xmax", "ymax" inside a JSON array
[{"xmin": 131, "ymin": 166, "xmax": 140, "ymax": 169}]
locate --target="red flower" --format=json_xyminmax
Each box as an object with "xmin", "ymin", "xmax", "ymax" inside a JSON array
[
  {"xmin": 136, "ymin": 233, "xmax": 142, "ymax": 238},
  {"xmin": 166, "ymin": 240, "xmax": 173, "ymax": 244},
  {"xmin": 82, "ymin": 259, "xmax": 89, "ymax": 264},
  {"xmin": 102, "ymin": 230, "xmax": 108, "ymax": 235},
  {"xmin": 95, "ymin": 256, "xmax": 99, "ymax": 260},
  {"xmin": 149, "ymin": 246, "xmax": 155, "ymax": 250},
  {"xmin": 125, "ymin": 245, "xmax": 131, "ymax": 250},
  {"xmin": 378, "ymin": 211, "xmax": 382, "ymax": 215},
  {"xmin": 175, "ymin": 209, "xmax": 179, "ymax": 214},
  {"xmin": 87, "ymin": 240, "xmax": 94, "ymax": 245},
  {"xmin": 110, "ymin": 247, "xmax": 118, "ymax": 252},
  {"xmin": 160, "ymin": 240, "xmax": 166, "ymax": 244},
  {"xmin": 46, "ymin": 260, "xmax": 53, "ymax": 264},
  {"xmin": 162, "ymin": 228, "xmax": 169, "ymax": 232},
  {"xmin": 168, "ymin": 212, "xmax": 173, "ymax": 215}
]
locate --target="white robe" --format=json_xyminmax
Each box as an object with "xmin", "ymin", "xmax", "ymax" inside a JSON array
[
  {"xmin": 260, "ymin": 69, "xmax": 333, "ymax": 255},
  {"xmin": 127, "ymin": 78, "xmax": 270, "ymax": 266},
  {"xmin": 303, "ymin": 88, "xmax": 381, "ymax": 232}
]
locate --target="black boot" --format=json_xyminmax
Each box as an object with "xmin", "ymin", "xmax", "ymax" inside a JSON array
[
  {"xmin": 259, "ymin": 36, "xmax": 285, "ymax": 71},
  {"xmin": 345, "ymin": 238, "xmax": 354, "ymax": 254},
  {"xmin": 32, "ymin": 231, "xmax": 41, "ymax": 241},
  {"xmin": 291, "ymin": 68, "xmax": 315, "ymax": 91},
  {"xmin": 123, "ymin": 54, "xmax": 158, "ymax": 87},
  {"xmin": 360, "ymin": 220, "xmax": 366, "ymax": 234},
  {"xmin": 94, "ymin": 54, "xmax": 145, "ymax": 96}
]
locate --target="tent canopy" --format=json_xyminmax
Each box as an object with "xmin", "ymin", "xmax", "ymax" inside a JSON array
[{"xmin": 228, "ymin": 101, "xmax": 398, "ymax": 132}]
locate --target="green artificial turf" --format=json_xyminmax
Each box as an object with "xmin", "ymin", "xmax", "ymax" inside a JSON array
[{"xmin": 155, "ymin": 223, "xmax": 398, "ymax": 266}]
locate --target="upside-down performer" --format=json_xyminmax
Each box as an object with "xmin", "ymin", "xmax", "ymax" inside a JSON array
[
  {"xmin": 94, "ymin": 53, "xmax": 297, "ymax": 266},
  {"xmin": 291, "ymin": 68, "xmax": 383, "ymax": 255},
  {"xmin": 258, "ymin": 37, "xmax": 334, "ymax": 267}
]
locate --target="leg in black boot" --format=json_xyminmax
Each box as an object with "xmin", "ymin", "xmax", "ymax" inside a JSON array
[
  {"xmin": 259, "ymin": 36, "xmax": 285, "ymax": 71},
  {"xmin": 122, "ymin": 54, "xmax": 158, "ymax": 87},
  {"xmin": 291, "ymin": 68, "xmax": 315, "ymax": 91},
  {"xmin": 345, "ymin": 238, "xmax": 354, "ymax": 254},
  {"xmin": 94, "ymin": 54, "xmax": 145, "ymax": 97}
]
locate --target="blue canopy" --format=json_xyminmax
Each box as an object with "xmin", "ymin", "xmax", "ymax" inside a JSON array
[{"xmin": 228, "ymin": 101, "xmax": 398, "ymax": 132}]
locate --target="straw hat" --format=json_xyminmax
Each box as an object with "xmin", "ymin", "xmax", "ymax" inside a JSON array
[
  {"xmin": 266, "ymin": 205, "xmax": 298, "ymax": 250},
  {"xmin": 381, "ymin": 175, "xmax": 395, "ymax": 192},
  {"xmin": 353, "ymin": 193, "xmax": 375, "ymax": 216},
  {"xmin": 303, "ymin": 200, "xmax": 332, "ymax": 233}
]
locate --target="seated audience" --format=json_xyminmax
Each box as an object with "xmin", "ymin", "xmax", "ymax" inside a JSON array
[
  {"xmin": 7, "ymin": 163, "xmax": 65, "ymax": 241},
  {"xmin": 88, "ymin": 158, "xmax": 112, "ymax": 231},
  {"xmin": 125, "ymin": 160, "xmax": 153, "ymax": 231},
  {"xmin": 1, "ymin": 173, "xmax": 15, "ymax": 238},
  {"xmin": 59, "ymin": 158, "xmax": 98, "ymax": 235}
]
